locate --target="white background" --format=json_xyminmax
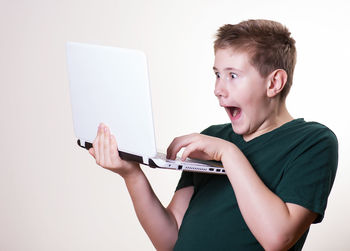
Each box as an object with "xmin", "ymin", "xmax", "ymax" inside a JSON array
[{"xmin": 1, "ymin": 0, "xmax": 349, "ymax": 250}]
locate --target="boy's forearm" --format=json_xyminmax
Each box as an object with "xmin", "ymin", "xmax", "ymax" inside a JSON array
[
  {"xmin": 123, "ymin": 170, "xmax": 178, "ymax": 251},
  {"xmin": 222, "ymin": 147, "xmax": 316, "ymax": 250}
]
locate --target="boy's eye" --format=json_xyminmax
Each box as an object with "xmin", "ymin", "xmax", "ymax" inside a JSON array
[
  {"xmin": 214, "ymin": 72, "xmax": 237, "ymax": 79},
  {"xmin": 230, "ymin": 73, "xmax": 238, "ymax": 79}
]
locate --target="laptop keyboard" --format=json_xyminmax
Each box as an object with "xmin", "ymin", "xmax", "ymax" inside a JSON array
[
  {"xmin": 156, "ymin": 152, "xmax": 219, "ymax": 166},
  {"xmin": 156, "ymin": 152, "xmax": 183, "ymax": 163}
]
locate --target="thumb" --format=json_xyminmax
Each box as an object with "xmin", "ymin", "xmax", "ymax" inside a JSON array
[{"xmin": 88, "ymin": 147, "xmax": 96, "ymax": 158}]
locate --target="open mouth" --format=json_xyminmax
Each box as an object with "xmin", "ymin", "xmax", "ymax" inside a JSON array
[{"xmin": 226, "ymin": 106, "xmax": 242, "ymax": 120}]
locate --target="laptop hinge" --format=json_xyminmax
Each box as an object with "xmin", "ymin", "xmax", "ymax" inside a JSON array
[
  {"xmin": 148, "ymin": 159, "xmax": 158, "ymax": 168},
  {"xmin": 142, "ymin": 156, "xmax": 149, "ymax": 165}
]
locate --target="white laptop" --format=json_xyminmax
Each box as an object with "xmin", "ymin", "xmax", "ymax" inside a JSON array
[{"xmin": 66, "ymin": 42, "xmax": 225, "ymax": 174}]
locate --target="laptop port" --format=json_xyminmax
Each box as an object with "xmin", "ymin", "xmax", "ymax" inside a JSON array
[
  {"xmin": 209, "ymin": 168, "xmax": 214, "ymax": 171},
  {"xmin": 178, "ymin": 165, "xmax": 183, "ymax": 170},
  {"xmin": 216, "ymin": 169, "xmax": 221, "ymax": 172}
]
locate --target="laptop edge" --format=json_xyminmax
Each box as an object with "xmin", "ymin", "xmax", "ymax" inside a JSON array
[{"xmin": 77, "ymin": 139, "xmax": 225, "ymax": 174}]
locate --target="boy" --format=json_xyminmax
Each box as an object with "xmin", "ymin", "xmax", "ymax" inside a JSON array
[{"xmin": 88, "ymin": 20, "xmax": 338, "ymax": 250}]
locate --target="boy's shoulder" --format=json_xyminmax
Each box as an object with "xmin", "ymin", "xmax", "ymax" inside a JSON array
[
  {"xmin": 269, "ymin": 119, "xmax": 338, "ymax": 154},
  {"xmin": 284, "ymin": 119, "xmax": 337, "ymax": 140}
]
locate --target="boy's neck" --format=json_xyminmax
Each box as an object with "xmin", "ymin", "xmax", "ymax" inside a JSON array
[
  {"xmin": 243, "ymin": 101, "xmax": 293, "ymax": 142},
  {"xmin": 272, "ymin": 101, "xmax": 293, "ymax": 126}
]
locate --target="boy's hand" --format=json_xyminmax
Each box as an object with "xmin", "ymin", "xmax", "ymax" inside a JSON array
[
  {"xmin": 166, "ymin": 133, "xmax": 233, "ymax": 162},
  {"xmin": 88, "ymin": 123, "xmax": 141, "ymax": 178}
]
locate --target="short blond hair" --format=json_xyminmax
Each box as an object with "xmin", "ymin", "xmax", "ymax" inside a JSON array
[{"xmin": 214, "ymin": 20, "xmax": 297, "ymax": 100}]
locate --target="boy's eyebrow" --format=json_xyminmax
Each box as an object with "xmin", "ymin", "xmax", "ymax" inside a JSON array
[{"xmin": 213, "ymin": 66, "xmax": 243, "ymax": 73}]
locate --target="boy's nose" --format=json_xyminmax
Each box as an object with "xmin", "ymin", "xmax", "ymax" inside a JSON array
[{"xmin": 214, "ymin": 81, "xmax": 228, "ymax": 98}]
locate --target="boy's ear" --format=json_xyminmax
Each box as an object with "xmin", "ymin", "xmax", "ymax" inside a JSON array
[{"xmin": 266, "ymin": 69, "xmax": 288, "ymax": 98}]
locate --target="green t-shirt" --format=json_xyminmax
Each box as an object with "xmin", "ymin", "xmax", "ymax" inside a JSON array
[{"xmin": 174, "ymin": 119, "xmax": 338, "ymax": 251}]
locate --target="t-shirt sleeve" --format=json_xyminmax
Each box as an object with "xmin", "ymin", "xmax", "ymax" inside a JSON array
[
  {"xmin": 276, "ymin": 128, "xmax": 338, "ymax": 223},
  {"xmin": 175, "ymin": 171, "xmax": 194, "ymax": 191}
]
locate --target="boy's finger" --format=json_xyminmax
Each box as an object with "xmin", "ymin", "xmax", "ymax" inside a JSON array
[
  {"xmin": 167, "ymin": 135, "xmax": 193, "ymax": 160},
  {"xmin": 110, "ymin": 134, "xmax": 120, "ymax": 160},
  {"xmin": 167, "ymin": 136, "xmax": 183, "ymax": 159},
  {"xmin": 88, "ymin": 147, "xmax": 96, "ymax": 158},
  {"xmin": 93, "ymin": 126, "xmax": 100, "ymax": 163},
  {"xmin": 98, "ymin": 124, "xmax": 105, "ymax": 164},
  {"xmin": 181, "ymin": 142, "xmax": 198, "ymax": 161},
  {"xmin": 104, "ymin": 126, "xmax": 112, "ymax": 164}
]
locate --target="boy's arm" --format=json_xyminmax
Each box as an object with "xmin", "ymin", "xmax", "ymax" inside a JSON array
[
  {"xmin": 167, "ymin": 133, "xmax": 318, "ymax": 251},
  {"xmin": 221, "ymin": 149, "xmax": 317, "ymax": 250},
  {"xmin": 124, "ymin": 172, "xmax": 193, "ymax": 250},
  {"xmin": 89, "ymin": 124, "xmax": 193, "ymax": 251}
]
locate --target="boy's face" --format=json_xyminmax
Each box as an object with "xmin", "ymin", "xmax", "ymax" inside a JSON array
[{"xmin": 213, "ymin": 48, "xmax": 273, "ymax": 139}]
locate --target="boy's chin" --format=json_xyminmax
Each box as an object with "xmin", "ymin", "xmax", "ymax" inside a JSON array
[
  {"xmin": 230, "ymin": 123, "xmax": 245, "ymax": 135},
  {"xmin": 229, "ymin": 115, "xmax": 245, "ymax": 134},
  {"xmin": 230, "ymin": 119, "xmax": 252, "ymax": 137}
]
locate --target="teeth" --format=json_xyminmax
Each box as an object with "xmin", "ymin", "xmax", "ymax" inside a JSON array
[{"xmin": 232, "ymin": 108, "xmax": 238, "ymax": 117}]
